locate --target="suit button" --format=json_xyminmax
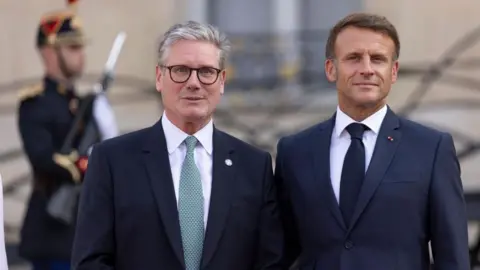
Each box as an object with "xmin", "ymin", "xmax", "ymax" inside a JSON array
[{"xmin": 344, "ymin": 240, "xmax": 354, "ymax": 250}]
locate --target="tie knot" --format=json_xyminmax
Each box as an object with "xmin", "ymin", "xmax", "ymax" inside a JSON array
[
  {"xmin": 346, "ymin": 123, "xmax": 368, "ymax": 140},
  {"xmin": 184, "ymin": 136, "xmax": 198, "ymax": 153}
]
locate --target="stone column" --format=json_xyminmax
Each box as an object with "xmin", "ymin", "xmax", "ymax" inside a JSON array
[{"xmin": 272, "ymin": 0, "xmax": 301, "ymax": 97}]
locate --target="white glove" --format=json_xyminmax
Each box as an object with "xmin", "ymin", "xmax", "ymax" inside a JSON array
[{"xmin": 93, "ymin": 93, "xmax": 119, "ymax": 141}]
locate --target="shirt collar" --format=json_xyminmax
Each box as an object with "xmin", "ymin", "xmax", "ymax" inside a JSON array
[
  {"xmin": 161, "ymin": 111, "xmax": 213, "ymax": 155},
  {"xmin": 44, "ymin": 76, "xmax": 74, "ymax": 96},
  {"xmin": 333, "ymin": 105, "xmax": 387, "ymax": 138}
]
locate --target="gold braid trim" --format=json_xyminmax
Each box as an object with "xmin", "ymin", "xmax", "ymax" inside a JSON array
[
  {"xmin": 53, "ymin": 32, "xmax": 87, "ymax": 46},
  {"xmin": 53, "ymin": 151, "xmax": 81, "ymax": 183},
  {"xmin": 18, "ymin": 83, "xmax": 44, "ymax": 101}
]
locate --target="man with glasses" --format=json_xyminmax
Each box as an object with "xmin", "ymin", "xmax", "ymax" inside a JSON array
[{"xmin": 72, "ymin": 20, "xmax": 285, "ymax": 270}]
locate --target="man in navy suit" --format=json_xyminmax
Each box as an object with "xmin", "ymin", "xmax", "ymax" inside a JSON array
[
  {"xmin": 275, "ymin": 13, "xmax": 470, "ymax": 270},
  {"xmin": 71, "ymin": 21, "xmax": 284, "ymax": 270}
]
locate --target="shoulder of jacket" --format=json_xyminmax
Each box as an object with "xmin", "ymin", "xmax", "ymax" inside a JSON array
[{"xmin": 18, "ymin": 82, "xmax": 45, "ymax": 102}]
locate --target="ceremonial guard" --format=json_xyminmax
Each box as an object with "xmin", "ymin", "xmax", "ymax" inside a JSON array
[{"xmin": 16, "ymin": 2, "xmax": 118, "ymax": 269}]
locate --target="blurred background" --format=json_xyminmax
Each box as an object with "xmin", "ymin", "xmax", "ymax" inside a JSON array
[{"xmin": 1, "ymin": 0, "xmax": 480, "ymax": 269}]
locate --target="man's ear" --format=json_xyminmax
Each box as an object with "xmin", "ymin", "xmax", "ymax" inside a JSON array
[
  {"xmin": 219, "ymin": 70, "xmax": 226, "ymax": 94},
  {"xmin": 39, "ymin": 46, "xmax": 57, "ymax": 65},
  {"xmin": 155, "ymin": 65, "xmax": 163, "ymax": 93},
  {"xmin": 325, "ymin": 58, "xmax": 337, "ymax": 82},
  {"xmin": 391, "ymin": 60, "xmax": 399, "ymax": 84}
]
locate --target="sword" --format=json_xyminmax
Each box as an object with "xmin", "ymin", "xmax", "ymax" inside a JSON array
[
  {"xmin": 60, "ymin": 31, "xmax": 127, "ymax": 155},
  {"xmin": 93, "ymin": 31, "xmax": 127, "ymax": 94}
]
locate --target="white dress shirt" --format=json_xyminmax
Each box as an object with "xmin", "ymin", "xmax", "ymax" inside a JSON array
[
  {"xmin": 0, "ymin": 174, "xmax": 8, "ymax": 270},
  {"xmin": 329, "ymin": 105, "xmax": 387, "ymax": 203},
  {"xmin": 161, "ymin": 113, "xmax": 213, "ymax": 229}
]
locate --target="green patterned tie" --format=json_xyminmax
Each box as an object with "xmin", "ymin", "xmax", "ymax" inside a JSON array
[{"xmin": 178, "ymin": 135, "xmax": 204, "ymax": 270}]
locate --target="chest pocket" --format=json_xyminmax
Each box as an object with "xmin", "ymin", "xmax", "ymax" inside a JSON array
[{"xmin": 382, "ymin": 168, "xmax": 426, "ymax": 183}]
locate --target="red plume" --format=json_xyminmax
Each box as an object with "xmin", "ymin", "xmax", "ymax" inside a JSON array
[{"xmin": 41, "ymin": 19, "xmax": 61, "ymax": 35}]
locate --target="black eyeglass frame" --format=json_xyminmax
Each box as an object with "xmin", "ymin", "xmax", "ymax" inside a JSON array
[{"xmin": 160, "ymin": 65, "xmax": 223, "ymax": 85}]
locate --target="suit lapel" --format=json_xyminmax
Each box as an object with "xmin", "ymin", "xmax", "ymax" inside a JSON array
[
  {"xmin": 312, "ymin": 116, "xmax": 347, "ymax": 231},
  {"xmin": 348, "ymin": 107, "xmax": 402, "ymax": 230},
  {"xmin": 142, "ymin": 120, "xmax": 185, "ymax": 268},
  {"xmin": 201, "ymin": 128, "xmax": 235, "ymax": 269}
]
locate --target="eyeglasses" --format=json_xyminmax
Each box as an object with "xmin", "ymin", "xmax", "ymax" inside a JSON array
[{"xmin": 161, "ymin": 65, "xmax": 222, "ymax": 85}]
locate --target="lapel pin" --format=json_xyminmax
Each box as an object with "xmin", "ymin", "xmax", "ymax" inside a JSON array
[
  {"xmin": 387, "ymin": 136, "xmax": 394, "ymax": 142},
  {"xmin": 225, "ymin": 159, "xmax": 232, "ymax": 166}
]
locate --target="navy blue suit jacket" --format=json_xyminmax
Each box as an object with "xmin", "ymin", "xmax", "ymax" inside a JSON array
[
  {"xmin": 275, "ymin": 107, "xmax": 470, "ymax": 270},
  {"xmin": 71, "ymin": 119, "xmax": 284, "ymax": 270}
]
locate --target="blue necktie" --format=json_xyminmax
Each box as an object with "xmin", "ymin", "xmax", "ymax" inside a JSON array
[
  {"xmin": 178, "ymin": 136, "xmax": 204, "ymax": 270},
  {"xmin": 340, "ymin": 123, "xmax": 368, "ymax": 227}
]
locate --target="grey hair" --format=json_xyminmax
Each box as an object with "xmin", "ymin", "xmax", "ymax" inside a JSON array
[{"xmin": 157, "ymin": 20, "xmax": 231, "ymax": 69}]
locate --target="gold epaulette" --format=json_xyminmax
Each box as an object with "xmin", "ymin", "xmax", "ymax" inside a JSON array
[{"xmin": 18, "ymin": 83, "xmax": 44, "ymax": 101}]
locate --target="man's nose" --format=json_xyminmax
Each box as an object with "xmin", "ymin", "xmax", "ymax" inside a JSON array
[
  {"xmin": 186, "ymin": 70, "xmax": 201, "ymax": 88},
  {"xmin": 360, "ymin": 58, "xmax": 374, "ymax": 76}
]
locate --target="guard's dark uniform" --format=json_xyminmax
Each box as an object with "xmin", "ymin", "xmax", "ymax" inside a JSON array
[{"xmin": 17, "ymin": 8, "xmax": 91, "ymax": 264}]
